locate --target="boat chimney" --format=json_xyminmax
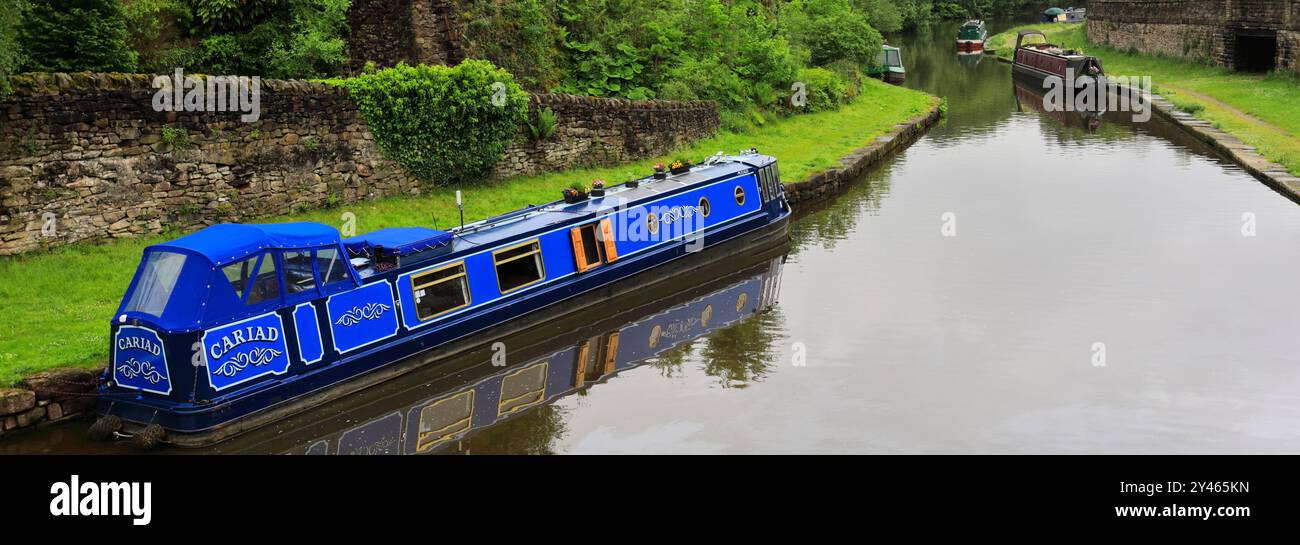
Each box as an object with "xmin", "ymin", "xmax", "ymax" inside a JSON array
[{"xmin": 456, "ymin": 190, "xmax": 464, "ymax": 231}]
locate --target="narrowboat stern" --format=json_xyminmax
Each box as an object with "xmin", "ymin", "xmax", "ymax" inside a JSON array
[
  {"xmin": 868, "ymin": 45, "xmax": 906, "ymax": 85},
  {"xmin": 95, "ymin": 150, "xmax": 791, "ymax": 446}
]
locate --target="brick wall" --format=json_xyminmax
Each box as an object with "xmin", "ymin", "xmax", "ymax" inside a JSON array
[{"xmin": 1088, "ymin": 0, "xmax": 1300, "ymax": 72}]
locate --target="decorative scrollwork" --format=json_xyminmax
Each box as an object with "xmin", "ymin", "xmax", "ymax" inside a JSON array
[
  {"xmin": 212, "ymin": 347, "xmax": 284, "ymax": 378},
  {"xmin": 333, "ymin": 302, "xmax": 393, "ymax": 327},
  {"xmin": 116, "ymin": 358, "xmax": 165, "ymax": 385}
]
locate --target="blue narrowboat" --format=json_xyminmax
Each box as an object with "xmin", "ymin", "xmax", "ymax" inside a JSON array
[{"xmin": 96, "ymin": 150, "xmax": 791, "ymax": 446}]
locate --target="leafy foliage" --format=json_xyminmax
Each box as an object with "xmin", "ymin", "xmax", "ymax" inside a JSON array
[
  {"xmin": 528, "ymin": 106, "xmax": 559, "ymax": 142},
  {"xmin": 0, "ymin": 0, "xmax": 24, "ymax": 97},
  {"xmin": 795, "ymin": 67, "xmax": 849, "ymax": 112},
  {"xmin": 786, "ymin": 0, "xmax": 883, "ymax": 68},
  {"xmin": 338, "ymin": 60, "xmax": 530, "ymax": 184},
  {"xmin": 18, "ymin": 0, "xmax": 138, "ymax": 73}
]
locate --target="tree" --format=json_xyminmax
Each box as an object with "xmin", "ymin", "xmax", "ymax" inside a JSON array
[
  {"xmin": 19, "ymin": 0, "xmax": 138, "ymax": 73},
  {"xmin": 785, "ymin": 0, "xmax": 883, "ymax": 68},
  {"xmin": 0, "ymin": 0, "xmax": 24, "ymax": 96}
]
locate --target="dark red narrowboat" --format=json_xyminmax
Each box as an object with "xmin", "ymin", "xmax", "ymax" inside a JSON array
[{"xmin": 1012, "ymin": 30, "xmax": 1104, "ymax": 85}]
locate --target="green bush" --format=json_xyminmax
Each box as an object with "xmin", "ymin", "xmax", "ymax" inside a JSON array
[
  {"xmin": 19, "ymin": 0, "xmax": 138, "ymax": 73},
  {"xmin": 528, "ymin": 106, "xmax": 559, "ymax": 142},
  {"xmin": 786, "ymin": 0, "xmax": 883, "ymax": 68},
  {"xmin": 339, "ymin": 60, "xmax": 530, "ymax": 184},
  {"xmin": 795, "ymin": 67, "xmax": 848, "ymax": 112},
  {"xmin": 263, "ymin": 0, "xmax": 349, "ymax": 79},
  {"xmin": 0, "ymin": 0, "xmax": 24, "ymax": 97}
]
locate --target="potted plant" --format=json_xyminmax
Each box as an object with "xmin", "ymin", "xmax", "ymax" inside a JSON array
[
  {"xmin": 590, "ymin": 179, "xmax": 606, "ymax": 197},
  {"xmin": 562, "ymin": 182, "xmax": 589, "ymax": 204},
  {"xmin": 652, "ymin": 163, "xmax": 667, "ymax": 180},
  {"xmin": 670, "ymin": 159, "xmax": 692, "ymax": 175}
]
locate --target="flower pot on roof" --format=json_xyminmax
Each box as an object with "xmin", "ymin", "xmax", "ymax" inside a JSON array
[
  {"xmin": 652, "ymin": 163, "xmax": 667, "ymax": 180},
  {"xmin": 562, "ymin": 185, "xmax": 589, "ymax": 204},
  {"xmin": 669, "ymin": 159, "xmax": 692, "ymax": 175},
  {"xmin": 590, "ymin": 179, "xmax": 606, "ymax": 197}
]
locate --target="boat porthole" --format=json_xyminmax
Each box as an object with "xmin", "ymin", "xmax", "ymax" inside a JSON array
[
  {"xmin": 736, "ymin": 293, "xmax": 748, "ymax": 312},
  {"xmin": 734, "ymin": 186, "xmax": 745, "ymax": 206},
  {"xmin": 701, "ymin": 304, "xmax": 713, "ymax": 327},
  {"xmin": 649, "ymin": 325, "xmax": 662, "ymax": 348},
  {"xmin": 646, "ymin": 213, "xmax": 659, "ymax": 236},
  {"xmin": 698, "ymin": 196, "xmax": 711, "ymax": 217}
]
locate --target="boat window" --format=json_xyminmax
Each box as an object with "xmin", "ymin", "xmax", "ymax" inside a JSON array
[
  {"xmin": 734, "ymin": 185, "xmax": 746, "ymax": 206},
  {"xmin": 757, "ymin": 169, "xmax": 768, "ymax": 201},
  {"xmin": 411, "ymin": 262, "xmax": 470, "ymax": 321},
  {"xmin": 316, "ymin": 247, "xmax": 352, "ymax": 288},
  {"xmin": 222, "ymin": 252, "xmax": 280, "ymax": 306},
  {"xmin": 493, "ymin": 240, "xmax": 545, "ymax": 294},
  {"xmin": 122, "ymin": 251, "xmax": 188, "ymax": 317},
  {"xmin": 283, "ymin": 250, "xmax": 318, "ymax": 295},
  {"xmin": 570, "ymin": 223, "xmax": 605, "ymax": 273},
  {"xmin": 498, "ymin": 361, "xmax": 548, "ymax": 416},
  {"xmin": 885, "ymin": 50, "xmax": 901, "ymax": 66},
  {"xmin": 646, "ymin": 212, "xmax": 659, "ymax": 235},
  {"xmin": 416, "ymin": 390, "xmax": 474, "ymax": 452},
  {"xmin": 699, "ymin": 196, "xmax": 711, "ymax": 217}
]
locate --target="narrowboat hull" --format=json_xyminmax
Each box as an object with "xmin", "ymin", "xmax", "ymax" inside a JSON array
[
  {"xmin": 217, "ymin": 236, "xmax": 790, "ymax": 453},
  {"xmin": 99, "ymin": 167, "xmax": 791, "ymax": 446}
]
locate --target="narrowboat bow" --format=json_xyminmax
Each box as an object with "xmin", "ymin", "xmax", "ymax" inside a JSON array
[
  {"xmin": 96, "ymin": 150, "xmax": 791, "ymax": 446},
  {"xmin": 956, "ymin": 20, "xmax": 987, "ymax": 51}
]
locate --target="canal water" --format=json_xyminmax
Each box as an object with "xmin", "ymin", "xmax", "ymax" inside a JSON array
[{"xmin": 11, "ymin": 21, "xmax": 1300, "ymax": 454}]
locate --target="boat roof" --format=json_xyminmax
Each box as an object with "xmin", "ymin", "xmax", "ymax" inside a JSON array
[
  {"xmin": 882, "ymin": 44, "xmax": 900, "ymax": 51},
  {"xmin": 344, "ymin": 227, "xmax": 452, "ymax": 257},
  {"xmin": 962, "ymin": 20, "xmax": 984, "ymax": 26},
  {"xmin": 150, "ymin": 222, "xmax": 341, "ymax": 267}
]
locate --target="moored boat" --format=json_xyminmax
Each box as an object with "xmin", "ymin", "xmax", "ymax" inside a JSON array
[
  {"xmin": 1011, "ymin": 29, "xmax": 1104, "ymax": 86},
  {"xmin": 868, "ymin": 44, "xmax": 906, "ymax": 85},
  {"xmin": 95, "ymin": 150, "xmax": 791, "ymax": 446},
  {"xmin": 956, "ymin": 20, "xmax": 987, "ymax": 51}
]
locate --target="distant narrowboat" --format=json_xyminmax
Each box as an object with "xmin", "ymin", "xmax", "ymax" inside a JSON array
[
  {"xmin": 868, "ymin": 45, "xmax": 906, "ymax": 85},
  {"xmin": 956, "ymin": 20, "xmax": 987, "ymax": 51},
  {"xmin": 1012, "ymin": 29, "xmax": 1104, "ymax": 86},
  {"xmin": 95, "ymin": 150, "xmax": 791, "ymax": 446}
]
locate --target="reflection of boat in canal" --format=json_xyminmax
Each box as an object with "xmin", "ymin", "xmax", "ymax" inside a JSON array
[
  {"xmin": 1013, "ymin": 78, "xmax": 1104, "ymax": 132},
  {"xmin": 956, "ymin": 50, "xmax": 984, "ymax": 68},
  {"xmin": 223, "ymin": 240, "xmax": 789, "ymax": 454}
]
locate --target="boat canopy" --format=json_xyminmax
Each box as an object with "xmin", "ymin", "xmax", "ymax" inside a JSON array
[
  {"xmin": 343, "ymin": 227, "xmax": 453, "ymax": 257},
  {"xmin": 152, "ymin": 223, "xmax": 343, "ymax": 267},
  {"xmin": 117, "ymin": 223, "xmax": 355, "ymax": 331}
]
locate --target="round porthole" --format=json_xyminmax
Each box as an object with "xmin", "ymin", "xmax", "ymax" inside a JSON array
[
  {"xmin": 649, "ymin": 324, "xmax": 662, "ymax": 348},
  {"xmin": 646, "ymin": 212, "xmax": 659, "ymax": 235},
  {"xmin": 736, "ymin": 293, "xmax": 748, "ymax": 312},
  {"xmin": 698, "ymin": 196, "xmax": 711, "ymax": 217},
  {"xmin": 701, "ymin": 304, "xmax": 713, "ymax": 327},
  {"xmin": 734, "ymin": 186, "xmax": 746, "ymax": 206}
]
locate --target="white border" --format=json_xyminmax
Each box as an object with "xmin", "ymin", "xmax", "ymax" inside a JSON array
[
  {"xmin": 201, "ymin": 310, "xmax": 291, "ymax": 391},
  {"xmin": 325, "ymin": 281, "xmax": 402, "ymax": 355},
  {"xmin": 113, "ymin": 325, "xmax": 173, "ymax": 396},
  {"xmin": 292, "ymin": 302, "xmax": 325, "ymax": 365}
]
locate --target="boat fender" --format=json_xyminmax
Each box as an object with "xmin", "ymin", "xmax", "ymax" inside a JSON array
[
  {"xmin": 129, "ymin": 424, "xmax": 167, "ymax": 450},
  {"xmin": 87, "ymin": 415, "xmax": 122, "ymax": 441}
]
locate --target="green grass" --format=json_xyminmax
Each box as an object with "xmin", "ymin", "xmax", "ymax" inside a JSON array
[
  {"xmin": 0, "ymin": 79, "xmax": 935, "ymax": 385},
  {"xmin": 988, "ymin": 22, "xmax": 1300, "ymax": 176}
]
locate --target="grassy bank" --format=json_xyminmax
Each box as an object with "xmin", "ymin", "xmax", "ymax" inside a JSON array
[
  {"xmin": 988, "ymin": 23, "xmax": 1300, "ymax": 176},
  {"xmin": 0, "ymin": 79, "xmax": 936, "ymax": 385}
]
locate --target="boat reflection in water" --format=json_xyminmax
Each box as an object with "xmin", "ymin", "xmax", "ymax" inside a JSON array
[
  {"xmin": 1013, "ymin": 77, "xmax": 1104, "ymax": 133},
  {"xmin": 956, "ymin": 50, "xmax": 984, "ymax": 69},
  {"xmin": 213, "ymin": 241, "xmax": 787, "ymax": 454}
]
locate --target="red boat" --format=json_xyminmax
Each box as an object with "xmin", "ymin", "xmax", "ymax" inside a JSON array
[{"xmin": 1012, "ymin": 30, "xmax": 1104, "ymax": 85}]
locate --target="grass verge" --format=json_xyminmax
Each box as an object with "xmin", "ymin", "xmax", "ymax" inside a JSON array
[
  {"xmin": 988, "ymin": 22, "xmax": 1300, "ymax": 176},
  {"xmin": 0, "ymin": 79, "xmax": 936, "ymax": 385}
]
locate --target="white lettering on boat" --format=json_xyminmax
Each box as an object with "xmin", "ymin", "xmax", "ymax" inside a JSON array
[{"xmin": 208, "ymin": 325, "xmax": 281, "ymax": 360}]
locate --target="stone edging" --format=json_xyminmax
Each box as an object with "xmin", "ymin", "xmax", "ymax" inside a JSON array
[
  {"xmin": 0, "ymin": 368, "xmax": 100, "ymax": 439},
  {"xmin": 991, "ymin": 55, "xmax": 1300, "ymax": 202},
  {"xmin": 784, "ymin": 100, "xmax": 943, "ymax": 204}
]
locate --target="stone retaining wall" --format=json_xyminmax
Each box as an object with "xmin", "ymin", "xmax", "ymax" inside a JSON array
[
  {"xmin": 0, "ymin": 73, "xmax": 719, "ymax": 256},
  {"xmin": 0, "ymin": 368, "xmax": 99, "ymax": 439},
  {"xmin": 1088, "ymin": 0, "xmax": 1300, "ymax": 72},
  {"xmin": 784, "ymin": 103, "xmax": 943, "ymax": 204}
]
